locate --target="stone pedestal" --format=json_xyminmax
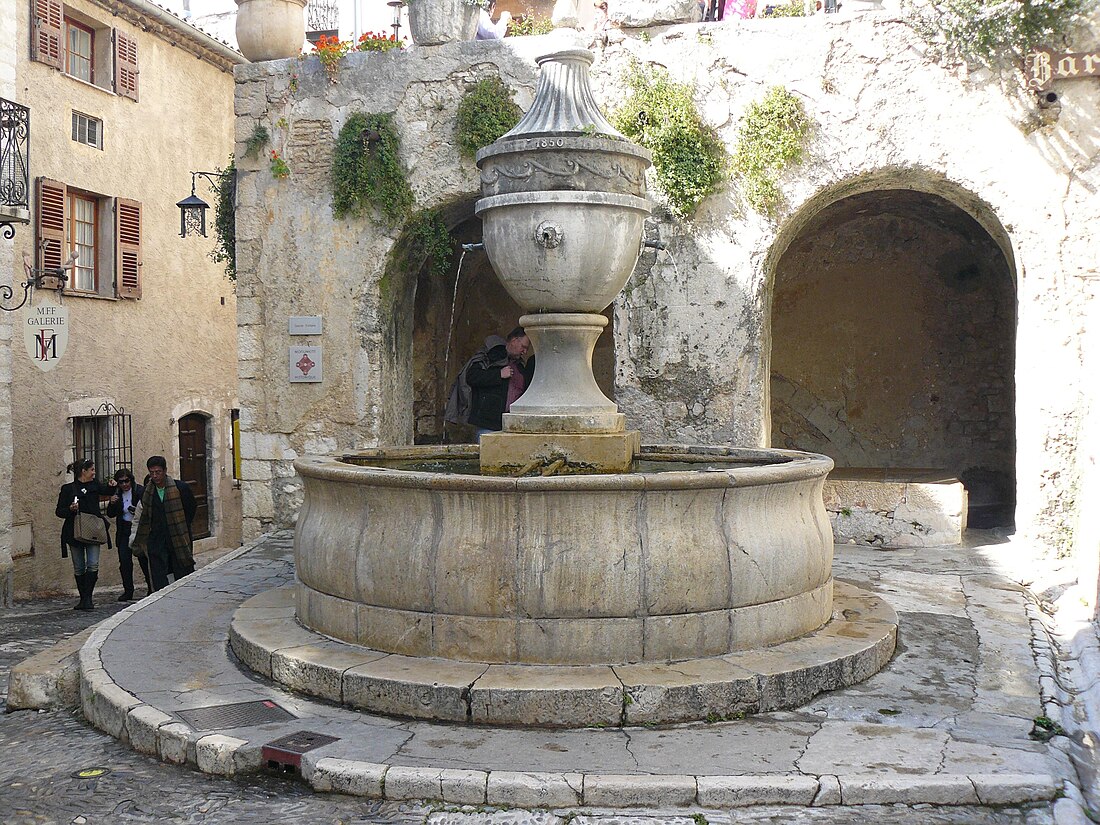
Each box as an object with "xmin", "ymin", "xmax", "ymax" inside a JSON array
[{"xmin": 481, "ymin": 430, "xmax": 640, "ymax": 474}]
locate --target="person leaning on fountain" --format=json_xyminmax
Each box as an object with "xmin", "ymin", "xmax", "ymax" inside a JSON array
[{"xmin": 445, "ymin": 327, "xmax": 534, "ymax": 439}]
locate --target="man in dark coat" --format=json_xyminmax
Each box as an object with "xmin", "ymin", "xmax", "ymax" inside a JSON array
[
  {"xmin": 446, "ymin": 327, "xmax": 533, "ymax": 436},
  {"xmin": 131, "ymin": 455, "xmax": 197, "ymax": 592},
  {"xmin": 106, "ymin": 468, "xmax": 150, "ymax": 600}
]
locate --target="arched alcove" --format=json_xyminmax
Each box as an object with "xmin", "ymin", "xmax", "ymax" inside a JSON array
[
  {"xmin": 403, "ymin": 205, "xmax": 616, "ymax": 444},
  {"xmin": 768, "ymin": 183, "xmax": 1017, "ymax": 528}
]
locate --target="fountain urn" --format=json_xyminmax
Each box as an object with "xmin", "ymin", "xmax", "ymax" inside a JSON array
[{"xmin": 475, "ymin": 49, "xmax": 652, "ymax": 472}]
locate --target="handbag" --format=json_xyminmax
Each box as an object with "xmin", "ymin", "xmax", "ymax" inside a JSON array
[{"xmin": 74, "ymin": 511, "xmax": 108, "ymax": 545}]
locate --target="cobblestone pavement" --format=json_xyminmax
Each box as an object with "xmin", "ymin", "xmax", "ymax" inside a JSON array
[{"xmin": 0, "ymin": 560, "xmax": 1056, "ymax": 824}]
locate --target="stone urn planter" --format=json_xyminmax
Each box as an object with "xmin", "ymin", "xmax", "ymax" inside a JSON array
[
  {"xmin": 406, "ymin": 0, "xmax": 480, "ymax": 46},
  {"xmin": 234, "ymin": 0, "xmax": 306, "ymax": 62}
]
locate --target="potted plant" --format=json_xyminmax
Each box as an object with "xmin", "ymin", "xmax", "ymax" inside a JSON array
[
  {"xmin": 405, "ymin": 0, "xmax": 483, "ymax": 46},
  {"xmin": 234, "ymin": 0, "xmax": 307, "ymax": 62}
]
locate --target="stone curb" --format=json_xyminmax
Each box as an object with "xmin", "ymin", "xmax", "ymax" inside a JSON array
[
  {"xmin": 74, "ymin": 534, "xmax": 277, "ymax": 764},
  {"xmin": 229, "ymin": 581, "xmax": 899, "ymax": 728},
  {"xmin": 71, "ymin": 533, "xmax": 1065, "ymax": 811},
  {"xmin": 294, "ymin": 758, "xmax": 1061, "ymax": 809}
]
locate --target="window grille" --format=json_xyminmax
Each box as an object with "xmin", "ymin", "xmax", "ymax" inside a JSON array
[
  {"xmin": 73, "ymin": 402, "xmax": 132, "ymax": 479},
  {"xmin": 71, "ymin": 111, "xmax": 102, "ymax": 149}
]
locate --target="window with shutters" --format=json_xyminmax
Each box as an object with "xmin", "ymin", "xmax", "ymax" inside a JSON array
[
  {"xmin": 31, "ymin": 0, "xmax": 138, "ymax": 100},
  {"xmin": 35, "ymin": 178, "xmax": 142, "ymax": 299},
  {"xmin": 64, "ymin": 18, "xmax": 93, "ymax": 82},
  {"xmin": 68, "ymin": 192, "xmax": 97, "ymax": 291}
]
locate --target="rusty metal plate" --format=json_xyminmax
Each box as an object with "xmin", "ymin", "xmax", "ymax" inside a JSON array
[{"xmin": 262, "ymin": 730, "xmax": 341, "ymax": 770}]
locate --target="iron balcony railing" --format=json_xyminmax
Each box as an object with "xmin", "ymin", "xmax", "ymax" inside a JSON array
[{"xmin": 0, "ymin": 97, "xmax": 30, "ymax": 238}]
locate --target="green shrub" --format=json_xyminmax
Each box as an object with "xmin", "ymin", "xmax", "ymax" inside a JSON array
[
  {"xmin": 333, "ymin": 112, "xmax": 413, "ymax": 226},
  {"xmin": 509, "ymin": 9, "xmax": 555, "ymax": 35},
  {"xmin": 731, "ymin": 86, "xmax": 810, "ymax": 218},
  {"xmin": 455, "ymin": 76, "xmax": 523, "ymax": 159},
  {"xmin": 611, "ymin": 63, "xmax": 729, "ymax": 217}
]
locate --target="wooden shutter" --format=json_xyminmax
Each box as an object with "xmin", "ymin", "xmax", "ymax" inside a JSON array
[
  {"xmin": 36, "ymin": 178, "xmax": 67, "ymax": 290},
  {"xmin": 116, "ymin": 198, "xmax": 142, "ymax": 298},
  {"xmin": 114, "ymin": 30, "xmax": 138, "ymax": 101},
  {"xmin": 31, "ymin": 0, "xmax": 63, "ymax": 69}
]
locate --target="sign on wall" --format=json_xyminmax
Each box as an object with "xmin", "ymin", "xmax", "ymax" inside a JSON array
[
  {"xmin": 1025, "ymin": 48, "xmax": 1100, "ymax": 90},
  {"xmin": 24, "ymin": 304, "xmax": 69, "ymax": 372},
  {"xmin": 289, "ymin": 315, "xmax": 323, "ymax": 335},
  {"xmin": 289, "ymin": 346, "xmax": 322, "ymax": 383}
]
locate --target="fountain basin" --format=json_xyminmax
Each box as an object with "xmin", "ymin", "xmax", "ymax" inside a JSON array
[{"xmin": 294, "ymin": 444, "xmax": 835, "ymax": 665}]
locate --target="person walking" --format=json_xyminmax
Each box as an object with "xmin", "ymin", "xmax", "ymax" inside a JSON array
[
  {"xmin": 130, "ymin": 456, "xmax": 197, "ymax": 592},
  {"xmin": 55, "ymin": 459, "xmax": 114, "ymax": 610},
  {"xmin": 106, "ymin": 468, "xmax": 150, "ymax": 601}
]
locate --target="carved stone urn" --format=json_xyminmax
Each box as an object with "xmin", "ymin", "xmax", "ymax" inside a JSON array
[
  {"xmin": 406, "ymin": 0, "xmax": 480, "ymax": 46},
  {"xmin": 234, "ymin": 0, "xmax": 306, "ymax": 62},
  {"xmin": 475, "ymin": 49, "xmax": 652, "ymax": 472}
]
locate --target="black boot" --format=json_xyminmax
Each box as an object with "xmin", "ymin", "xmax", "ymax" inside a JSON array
[
  {"xmin": 81, "ymin": 571, "xmax": 98, "ymax": 610},
  {"xmin": 73, "ymin": 574, "xmax": 85, "ymax": 610},
  {"xmin": 118, "ymin": 559, "xmax": 135, "ymax": 601}
]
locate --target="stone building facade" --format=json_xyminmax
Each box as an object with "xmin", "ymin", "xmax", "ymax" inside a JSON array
[
  {"xmin": 232, "ymin": 18, "xmax": 1099, "ymax": 606},
  {"xmin": 10, "ymin": 0, "xmax": 245, "ymax": 594}
]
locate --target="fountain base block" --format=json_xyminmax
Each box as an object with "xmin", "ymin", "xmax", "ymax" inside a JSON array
[{"xmin": 480, "ymin": 429, "xmax": 640, "ymax": 474}]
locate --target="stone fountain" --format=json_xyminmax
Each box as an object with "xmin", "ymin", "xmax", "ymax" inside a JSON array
[{"xmin": 230, "ymin": 49, "xmax": 898, "ymax": 727}]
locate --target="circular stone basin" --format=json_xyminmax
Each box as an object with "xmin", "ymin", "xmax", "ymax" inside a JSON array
[{"xmin": 294, "ymin": 444, "xmax": 835, "ymax": 666}]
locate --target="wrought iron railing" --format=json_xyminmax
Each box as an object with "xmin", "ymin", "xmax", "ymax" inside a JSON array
[
  {"xmin": 306, "ymin": 0, "xmax": 339, "ymax": 41},
  {"xmin": 0, "ymin": 97, "xmax": 30, "ymax": 239}
]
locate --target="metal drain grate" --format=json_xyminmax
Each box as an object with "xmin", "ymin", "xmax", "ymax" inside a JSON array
[
  {"xmin": 176, "ymin": 700, "xmax": 296, "ymax": 730},
  {"xmin": 262, "ymin": 730, "xmax": 341, "ymax": 772}
]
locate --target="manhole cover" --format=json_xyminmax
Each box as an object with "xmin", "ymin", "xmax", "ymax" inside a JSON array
[{"xmin": 176, "ymin": 700, "xmax": 296, "ymax": 730}]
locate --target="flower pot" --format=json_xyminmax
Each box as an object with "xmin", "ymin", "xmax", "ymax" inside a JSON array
[
  {"xmin": 406, "ymin": 0, "xmax": 480, "ymax": 46},
  {"xmin": 235, "ymin": 0, "xmax": 306, "ymax": 62}
]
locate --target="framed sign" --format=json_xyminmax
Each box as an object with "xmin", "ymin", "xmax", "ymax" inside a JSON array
[
  {"xmin": 24, "ymin": 304, "xmax": 69, "ymax": 372},
  {"xmin": 289, "ymin": 346, "xmax": 322, "ymax": 383},
  {"xmin": 289, "ymin": 315, "xmax": 323, "ymax": 335}
]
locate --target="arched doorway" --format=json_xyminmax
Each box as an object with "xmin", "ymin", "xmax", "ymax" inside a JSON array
[
  {"xmin": 769, "ymin": 188, "xmax": 1016, "ymax": 528},
  {"xmin": 178, "ymin": 413, "xmax": 211, "ymax": 538},
  {"xmin": 410, "ymin": 211, "xmax": 615, "ymax": 444}
]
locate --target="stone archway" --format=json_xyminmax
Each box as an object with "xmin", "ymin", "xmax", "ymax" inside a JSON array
[
  {"xmin": 768, "ymin": 183, "xmax": 1017, "ymax": 528},
  {"xmin": 407, "ymin": 206, "xmax": 616, "ymax": 445}
]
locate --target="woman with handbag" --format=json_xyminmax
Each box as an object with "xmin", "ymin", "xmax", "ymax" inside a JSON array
[{"xmin": 55, "ymin": 459, "xmax": 114, "ymax": 610}]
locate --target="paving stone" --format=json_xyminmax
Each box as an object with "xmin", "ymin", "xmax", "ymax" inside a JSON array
[
  {"xmin": 305, "ymin": 756, "xmax": 386, "ymax": 796},
  {"xmin": 582, "ymin": 774, "xmax": 698, "ymax": 807},
  {"xmin": 486, "ymin": 770, "xmax": 584, "ymax": 807},
  {"xmin": 157, "ymin": 721, "xmax": 195, "ymax": 765},
  {"xmin": 125, "ymin": 704, "xmax": 175, "ymax": 756},
  {"xmin": 428, "ymin": 812, "xmax": 565, "ymax": 825},
  {"xmin": 196, "ymin": 733, "xmax": 250, "ymax": 776},
  {"xmin": 971, "ymin": 774, "xmax": 1061, "ymax": 805},
  {"xmin": 697, "ymin": 774, "xmax": 819, "ymax": 806},
  {"xmin": 837, "ymin": 774, "xmax": 980, "ymax": 805},
  {"xmin": 813, "ymin": 774, "xmax": 842, "ymax": 805},
  {"xmin": 470, "ymin": 665, "xmax": 623, "ymax": 727}
]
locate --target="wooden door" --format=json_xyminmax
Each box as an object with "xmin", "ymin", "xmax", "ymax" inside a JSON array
[{"xmin": 178, "ymin": 413, "xmax": 210, "ymax": 539}]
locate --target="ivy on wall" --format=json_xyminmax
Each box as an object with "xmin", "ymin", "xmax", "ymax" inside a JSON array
[
  {"xmin": 212, "ymin": 157, "xmax": 237, "ymax": 282},
  {"xmin": 455, "ymin": 77, "xmax": 523, "ymax": 159},
  {"xmin": 905, "ymin": 0, "xmax": 1091, "ymax": 64},
  {"xmin": 731, "ymin": 86, "xmax": 811, "ymax": 219},
  {"xmin": 611, "ymin": 63, "xmax": 729, "ymax": 218},
  {"xmin": 333, "ymin": 112, "xmax": 413, "ymax": 225},
  {"xmin": 407, "ymin": 209, "xmax": 454, "ymax": 279}
]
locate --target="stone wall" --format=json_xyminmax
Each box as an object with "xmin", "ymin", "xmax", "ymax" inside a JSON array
[
  {"xmin": 0, "ymin": 0, "xmax": 17, "ymax": 606},
  {"xmin": 234, "ymin": 16, "xmax": 1099, "ymax": 579}
]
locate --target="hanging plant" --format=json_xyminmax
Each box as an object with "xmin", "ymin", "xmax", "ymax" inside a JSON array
[
  {"xmin": 407, "ymin": 210, "xmax": 454, "ymax": 278},
  {"xmin": 313, "ymin": 34, "xmax": 351, "ymax": 83},
  {"xmin": 611, "ymin": 62, "xmax": 729, "ymax": 218},
  {"xmin": 455, "ymin": 76, "xmax": 523, "ymax": 159},
  {"xmin": 731, "ymin": 86, "xmax": 811, "ymax": 218},
  {"xmin": 332, "ymin": 112, "xmax": 414, "ymax": 226},
  {"xmin": 269, "ymin": 149, "xmax": 291, "ymax": 179},
  {"xmin": 211, "ymin": 157, "xmax": 237, "ymax": 282}
]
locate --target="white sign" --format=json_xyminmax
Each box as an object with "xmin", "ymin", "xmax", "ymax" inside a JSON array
[
  {"xmin": 289, "ymin": 346, "xmax": 322, "ymax": 383},
  {"xmin": 289, "ymin": 315, "xmax": 323, "ymax": 335},
  {"xmin": 24, "ymin": 304, "xmax": 69, "ymax": 372}
]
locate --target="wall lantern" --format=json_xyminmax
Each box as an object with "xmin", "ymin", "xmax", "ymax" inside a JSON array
[{"xmin": 176, "ymin": 171, "xmax": 229, "ymax": 239}]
